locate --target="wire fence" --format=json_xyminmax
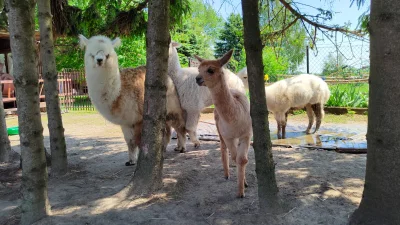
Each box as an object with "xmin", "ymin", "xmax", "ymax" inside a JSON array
[{"xmin": 297, "ymin": 43, "xmax": 370, "ymax": 79}]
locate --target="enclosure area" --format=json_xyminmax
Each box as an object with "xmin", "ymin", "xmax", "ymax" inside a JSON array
[{"xmin": 1, "ymin": 111, "xmax": 367, "ymax": 225}]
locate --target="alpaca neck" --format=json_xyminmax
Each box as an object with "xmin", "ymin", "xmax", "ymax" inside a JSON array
[
  {"xmin": 209, "ymin": 73, "xmax": 236, "ymax": 120},
  {"xmin": 168, "ymin": 50, "xmax": 182, "ymax": 83},
  {"xmin": 86, "ymin": 62, "xmax": 121, "ymax": 106}
]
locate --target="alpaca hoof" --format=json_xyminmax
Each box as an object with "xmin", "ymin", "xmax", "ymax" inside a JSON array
[
  {"xmin": 244, "ymin": 181, "xmax": 248, "ymax": 188},
  {"xmin": 225, "ymin": 176, "xmax": 229, "ymax": 180},
  {"xmin": 174, "ymin": 147, "xmax": 181, "ymax": 152},
  {"xmin": 180, "ymin": 148, "xmax": 186, "ymax": 153},
  {"xmin": 237, "ymin": 193, "xmax": 245, "ymax": 198},
  {"xmin": 194, "ymin": 142, "xmax": 200, "ymax": 148},
  {"xmin": 125, "ymin": 161, "xmax": 135, "ymax": 166},
  {"xmin": 305, "ymin": 130, "xmax": 311, "ymax": 134}
]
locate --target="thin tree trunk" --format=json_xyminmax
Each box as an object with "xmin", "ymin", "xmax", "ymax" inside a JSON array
[
  {"xmin": 38, "ymin": 0, "xmax": 68, "ymax": 176},
  {"xmin": 349, "ymin": 1, "xmax": 400, "ymax": 224},
  {"xmin": 7, "ymin": 0, "xmax": 51, "ymax": 224},
  {"xmin": 241, "ymin": 0, "xmax": 282, "ymax": 213},
  {"xmin": 0, "ymin": 93, "xmax": 11, "ymax": 162},
  {"xmin": 126, "ymin": 0, "xmax": 170, "ymax": 196}
]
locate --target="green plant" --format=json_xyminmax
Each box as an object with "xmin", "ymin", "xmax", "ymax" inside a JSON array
[{"xmin": 326, "ymin": 83, "xmax": 369, "ymax": 108}]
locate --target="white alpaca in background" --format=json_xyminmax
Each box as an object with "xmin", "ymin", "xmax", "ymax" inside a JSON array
[
  {"xmin": 238, "ymin": 69, "xmax": 330, "ymax": 139},
  {"xmin": 168, "ymin": 42, "xmax": 245, "ymax": 147},
  {"xmin": 79, "ymin": 35, "xmax": 187, "ymax": 166}
]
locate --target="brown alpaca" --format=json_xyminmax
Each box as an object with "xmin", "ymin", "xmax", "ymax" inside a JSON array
[{"xmin": 195, "ymin": 50, "xmax": 253, "ymax": 198}]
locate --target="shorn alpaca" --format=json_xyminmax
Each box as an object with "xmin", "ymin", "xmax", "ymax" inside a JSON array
[
  {"xmin": 195, "ymin": 50, "xmax": 252, "ymax": 198},
  {"xmin": 168, "ymin": 42, "xmax": 245, "ymax": 147},
  {"xmin": 238, "ymin": 70, "xmax": 330, "ymax": 139},
  {"xmin": 79, "ymin": 35, "xmax": 187, "ymax": 166}
]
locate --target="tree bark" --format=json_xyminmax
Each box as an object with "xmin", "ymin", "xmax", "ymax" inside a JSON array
[
  {"xmin": 241, "ymin": 0, "xmax": 282, "ymax": 213},
  {"xmin": 349, "ymin": 1, "xmax": 400, "ymax": 224},
  {"xmin": 38, "ymin": 0, "xmax": 68, "ymax": 176},
  {"xmin": 7, "ymin": 0, "xmax": 51, "ymax": 224},
  {"xmin": 126, "ymin": 0, "xmax": 170, "ymax": 196},
  {"xmin": 0, "ymin": 93, "xmax": 11, "ymax": 162}
]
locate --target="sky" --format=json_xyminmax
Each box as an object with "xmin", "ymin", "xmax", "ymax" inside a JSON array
[{"xmin": 207, "ymin": 0, "xmax": 370, "ymax": 74}]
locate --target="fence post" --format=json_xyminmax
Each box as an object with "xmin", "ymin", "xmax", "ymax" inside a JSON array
[{"xmin": 306, "ymin": 45, "xmax": 310, "ymax": 74}]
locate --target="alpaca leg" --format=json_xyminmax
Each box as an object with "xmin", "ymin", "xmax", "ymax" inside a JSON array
[
  {"xmin": 229, "ymin": 138, "xmax": 239, "ymax": 167},
  {"xmin": 236, "ymin": 136, "xmax": 250, "ymax": 198},
  {"xmin": 274, "ymin": 113, "xmax": 284, "ymax": 139},
  {"xmin": 277, "ymin": 122, "xmax": 282, "ymax": 139},
  {"xmin": 185, "ymin": 111, "xmax": 201, "ymax": 148},
  {"xmin": 164, "ymin": 124, "xmax": 172, "ymax": 151},
  {"xmin": 132, "ymin": 122, "xmax": 142, "ymax": 163},
  {"xmin": 224, "ymin": 138, "xmax": 238, "ymax": 181},
  {"xmin": 312, "ymin": 103, "xmax": 323, "ymax": 133},
  {"xmin": 215, "ymin": 113, "xmax": 229, "ymax": 179},
  {"xmin": 282, "ymin": 112, "xmax": 289, "ymax": 139},
  {"xmin": 174, "ymin": 126, "xmax": 187, "ymax": 153},
  {"xmin": 121, "ymin": 125, "xmax": 137, "ymax": 166},
  {"xmin": 305, "ymin": 104, "xmax": 314, "ymax": 134}
]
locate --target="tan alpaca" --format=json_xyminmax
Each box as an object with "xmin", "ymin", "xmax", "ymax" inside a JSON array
[
  {"xmin": 79, "ymin": 35, "xmax": 187, "ymax": 166},
  {"xmin": 195, "ymin": 50, "xmax": 253, "ymax": 198}
]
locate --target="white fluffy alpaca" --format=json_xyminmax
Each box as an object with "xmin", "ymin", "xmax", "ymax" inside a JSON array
[
  {"xmin": 79, "ymin": 35, "xmax": 187, "ymax": 165},
  {"xmin": 238, "ymin": 70, "xmax": 330, "ymax": 139},
  {"xmin": 265, "ymin": 74, "xmax": 330, "ymax": 138},
  {"xmin": 168, "ymin": 42, "xmax": 245, "ymax": 147}
]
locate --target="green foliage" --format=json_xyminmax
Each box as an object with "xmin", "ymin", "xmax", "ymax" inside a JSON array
[
  {"xmin": 326, "ymin": 83, "xmax": 369, "ymax": 108},
  {"xmin": 55, "ymin": 37, "xmax": 84, "ymax": 70},
  {"xmin": 259, "ymin": 1, "xmax": 307, "ymax": 74},
  {"xmin": 263, "ymin": 48, "xmax": 289, "ymax": 82},
  {"xmin": 172, "ymin": 0, "xmax": 223, "ymax": 67},
  {"xmin": 214, "ymin": 14, "xmax": 244, "ymax": 72}
]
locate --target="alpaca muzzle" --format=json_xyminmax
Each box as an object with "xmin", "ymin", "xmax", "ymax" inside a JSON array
[{"xmin": 195, "ymin": 75, "xmax": 205, "ymax": 86}]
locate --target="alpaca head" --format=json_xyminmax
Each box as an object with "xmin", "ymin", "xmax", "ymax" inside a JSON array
[
  {"xmin": 78, "ymin": 34, "xmax": 121, "ymax": 68},
  {"xmin": 194, "ymin": 49, "xmax": 233, "ymax": 89}
]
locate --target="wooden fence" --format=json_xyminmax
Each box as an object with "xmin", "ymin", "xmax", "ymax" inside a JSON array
[{"xmin": 1, "ymin": 69, "xmax": 95, "ymax": 113}]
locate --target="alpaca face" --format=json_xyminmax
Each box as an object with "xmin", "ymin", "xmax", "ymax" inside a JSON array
[
  {"xmin": 194, "ymin": 50, "xmax": 234, "ymax": 89},
  {"xmin": 79, "ymin": 35, "xmax": 121, "ymax": 69}
]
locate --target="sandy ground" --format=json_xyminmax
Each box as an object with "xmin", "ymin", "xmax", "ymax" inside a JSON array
[{"xmin": 0, "ymin": 111, "xmax": 367, "ymax": 225}]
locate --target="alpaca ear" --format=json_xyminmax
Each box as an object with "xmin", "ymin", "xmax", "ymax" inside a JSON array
[
  {"xmin": 78, "ymin": 34, "xmax": 88, "ymax": 49},
  {"xmin": 194, "ymin": 55, "xmax": 204, "ymax": 63},
  {"xmin": 112, "ymin": 37, "xmax": 122, "ymax": 48},
  {"xmin": 172, "ymin": 41, "xmax": 181, "ymax": 48},
  {"xmin": 219, "ymin": 49, "xmax": 233, "ymax": 66}
]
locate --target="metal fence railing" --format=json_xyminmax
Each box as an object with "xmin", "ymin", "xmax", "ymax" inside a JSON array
[{"xmin": 58, "ymin": 69, "xmax": 95, "ymax": 111}]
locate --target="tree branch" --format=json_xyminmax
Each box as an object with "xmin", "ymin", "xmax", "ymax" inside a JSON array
[
  {"xmin": 278, "ymin": 0, "xmax": 365, "ymax": 37},
  {"xmin": 264, "ymin": 17, "xmax": 299, "ymax": 38}
]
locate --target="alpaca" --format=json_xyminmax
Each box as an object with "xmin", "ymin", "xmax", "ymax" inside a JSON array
[
  {"xmin": 237, "ymin": 70, "xmax": 330, "ymax": 139},
  {"xmin": 195, "ymin": 50, "xmax": 252, "ymax": 198},
  {"xmin": 168, "ymin": 42, "xmax": 245, "ymax": 148},
  {"xmin": 79, "ymin": 35, "xmax": 187, "ymax": 166},
  {"xmin": 236, "ymin": 67, "xmax": 248, "ymax": 89},
  {"xmin": 265, "ymin": 74, "xmax": 330, "ymax": 139}
]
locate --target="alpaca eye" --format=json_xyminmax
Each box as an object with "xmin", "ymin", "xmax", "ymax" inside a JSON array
[
  {"xmin": 106, "ymin": 54, "xmax": 110, "ymax": 59},
  {"xmin": 207, "ymin": 68, "xmax": 214, "ymax": 74}
]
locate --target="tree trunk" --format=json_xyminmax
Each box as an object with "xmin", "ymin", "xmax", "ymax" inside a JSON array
[
  {"xmin": 241, "ymin": 0, "xmax": 282, "ymax": 213},
  {"xmin": 38, "ymin": 0, "xmax": 68, "ymax": 176},
  {"xmin": 349, "ymin": 1, "xmax": 400, "ymax": 224},
  {"xmin": 125, "ymin": 0, "xmax": 170, "ymax": 196},
  {"xmin": 0, "ymin": 93, "xmax": 11, "ymax": 162},
  {"xmin": 7, "ymin": 0, "xmax": 51, "ymax": 224}
]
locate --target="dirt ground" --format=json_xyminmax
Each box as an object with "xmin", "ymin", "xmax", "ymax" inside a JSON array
[{"xmin": 0, "ymin": 111, "xmax": 367, "ymax": 225}]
